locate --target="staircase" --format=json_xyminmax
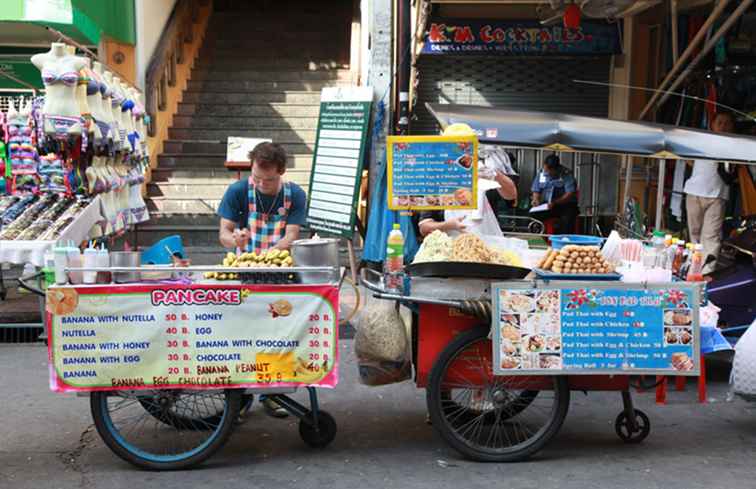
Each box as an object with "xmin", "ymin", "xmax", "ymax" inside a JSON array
[{"xmin": 141, "ymin": 0, "xmax": 354, "ymax": 263}]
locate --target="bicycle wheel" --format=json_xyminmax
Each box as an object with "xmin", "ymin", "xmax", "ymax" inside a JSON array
[
  {"xmin": 427, "ymin": 325, "xmax": 570, "ymax": 462},
  {"xmin": 139, "ymin": 393, "xmax": 254, "ymax": 430},
  {"xmin": 91, "ymin": 389, "xmax": 242, "ymax": 470}
]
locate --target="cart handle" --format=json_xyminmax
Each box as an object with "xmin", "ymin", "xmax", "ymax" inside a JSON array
[
  {"xmin": 359, "ymin": 268, "xmax": 468, "ymax": 309},
  {"xmin": 18, "ymin": 272, "xmax": 46, "ymax": 297}
]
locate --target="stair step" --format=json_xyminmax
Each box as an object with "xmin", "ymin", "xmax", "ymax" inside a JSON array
[
  {"xmin": 191, "ymin": 69, "xmax": 352, "ymax": 82},
  {"xmin": 172, "ymin": 114, "xmax": 319, "ymax": 130},
  {"xmin": 204, "ymin": 32, "xmax": 342, "ymax": 44},
  {"xmin": 178, "ymin": 103, "xmax": 321, "ymax": 117},
  {"xmin": 148, "ymin": 173, "xmax": 311, "ymax": 198},
  {"xmin": 198, "ymin": 45, "xmax": 344, "ymax": 58},
  {"xmin": 156, "ymin": 153, "xmax": 313, "ymax": 168},
  {"xmin": 147, "ymin": 198, "xmax": 222, "ymax": 215},
  {"xmin": 186, "ymin": 79, "xmax": 350, "ymax": 92},
  {"xmin": 151, "ymin": 168, "xmax": 237, "ymax": 183},
  {"xmin": 193, "ymin": 59, "xmax": 349, "ymax": 71},
  {"xmin": 163, "ymin": 140, "xmax": 314, "ymax": 154},
  {"xmin": 168, "ymin": 127, "xmax": 317, "ymax": 143},
  {"xmin": 148, "ymin": 183, "xmax": 235, "ymax": 199},
  {"xmin": 141, "ymin": 213, "xmax": 220, "ymax": 227},
  {"xmin": 181, "ymin": 91, "xmax": 322, "ymax": 104}
]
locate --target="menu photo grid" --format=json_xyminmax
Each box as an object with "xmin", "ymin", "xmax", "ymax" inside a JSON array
[{"xmin": 499, "ymin": 289, "xmax": 563, "ymax": 371}]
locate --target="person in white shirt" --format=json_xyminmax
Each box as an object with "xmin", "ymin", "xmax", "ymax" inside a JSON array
[{"xmin": 684, "ymin": 112, "xmax": 738, "ymax": 273}]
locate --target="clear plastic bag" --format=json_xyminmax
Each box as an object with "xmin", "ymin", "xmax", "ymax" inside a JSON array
[{"xmin": 353, "ymin": 295, "xmax": 411, "ymax": 386}]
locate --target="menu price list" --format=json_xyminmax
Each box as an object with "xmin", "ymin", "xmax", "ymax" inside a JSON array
[
  {"xmin": 388, "ymin": 137, "xmax": 476, "ymax": 210},
  {"xmin": 49, "ymin": 286, "xmax": 338, "ymax": 391},
  {"xmin": 495, "ymin": 286, "xmax": 698, "ymax": 375},
  {"xmin": 306, "ymin": 87, "xmax": 371, "ymax": 238}
]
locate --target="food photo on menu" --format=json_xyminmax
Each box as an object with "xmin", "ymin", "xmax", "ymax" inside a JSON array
[{"xmin": 500, "ymin": 290, "xmax": 536, "ymax": 314}]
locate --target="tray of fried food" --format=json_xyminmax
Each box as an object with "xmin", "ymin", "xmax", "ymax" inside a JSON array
[
  {"xmin": 204, "ymin": 250, "xmax": 295, "ymax": 281},
  {"xmin": 535, "ymin": 245, "xmax": 620, "ymax": 280}
]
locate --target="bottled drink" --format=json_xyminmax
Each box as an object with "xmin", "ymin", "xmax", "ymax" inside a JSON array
[
  {"xmin": 384, "ymin": 223, "xmax": 405, "ymax": 293},
  {"xmin": 686, "ymin": 244, "xmax": 705, "ymax": 282},
  {"xmin": 652, "ymin": 230, "xmax": 665, "ymax": 250},
  {"xmin": 672, "ymin": 240, "xmax": 685, "ymax": 276}
]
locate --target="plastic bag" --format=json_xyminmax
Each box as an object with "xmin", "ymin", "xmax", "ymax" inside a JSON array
[
  {"xmin": 731, "ymin": 319, "xmax": 756, "ymax": 398},
  {"xmin": 353, "ymin": 296, "xmax": 411, "ymax": 386}
]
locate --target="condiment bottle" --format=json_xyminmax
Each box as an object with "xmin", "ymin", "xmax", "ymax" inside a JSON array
[
  {"xmin": 96, "ymin": 244, "xmax": 111, "ymax": 283},
  {"xmin": 83, "ymin": 245, "xmax": 98, "ymax": 284},
  {"xmin": 54, "ymin": 243, "xmax": 68, "ymax": 285}
]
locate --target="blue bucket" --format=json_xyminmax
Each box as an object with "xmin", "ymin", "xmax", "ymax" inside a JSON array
[
  {"xmin": 549, "ymin": 235, "xmax": 604, "ymax": 250},
  {"xmin": 141, "ymin": 235, "xmax": 186, "ymax": 265}
]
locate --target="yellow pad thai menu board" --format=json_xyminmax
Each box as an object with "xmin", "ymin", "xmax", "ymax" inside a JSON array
[
  {"xmin": 46, "ymin": 284, "xmax": 338, "ymax": 392},
  {"xmin": 387, "ymin": 135, "xmax": 478, "ymax": 211}
]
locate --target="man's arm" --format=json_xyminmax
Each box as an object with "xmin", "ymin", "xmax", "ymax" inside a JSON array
[
  {"xmin": 274, "ymin": 224, "xmax": 301, "ymax": 250},
  {"xmin": 548, "ymin": 191, "xmax": 576, "ymax": 209},
  {"xmin": 494, "ymin": 171, "xmax": 518, "ymax": 201},
  {"xmin": 418, "ymin": 217, "xmax": 466, "ymax": 237},
  {"xmin": 219, "ymin": 218, "xmax": 249, "ymax": 249}
]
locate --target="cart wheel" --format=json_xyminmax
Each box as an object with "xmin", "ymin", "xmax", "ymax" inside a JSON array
[
  {"xmin": 139, "ymin": 393, "xmax": 254, "ymax": 430},
  {"xmin": 299, "ymin": 410, "xmax": 337, "ymax": 448},
  {"xmin": 427, "ymin": 325, "xmax": 570, "ymax": 462},
  {"xmin": 91, "ymin": 389, "xmax": 241, "ymax": 470},
  {"xmin": 441, "ymin": 389, "xmax": 538, "ymax": 423},
  {"xmin": 615, "ymin": 409, "xmax": 650, "ymax": 444},
  {"xmin": 529, "ymin": 220, "xmax": 544, "ymax": 234}
]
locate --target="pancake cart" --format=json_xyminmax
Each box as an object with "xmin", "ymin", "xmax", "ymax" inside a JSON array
[
  {"xmin": 362, "ymin": 258, "xmax": 703, "ymax": 462},
  {"xmin": 21, "ymin": 259, "xmax": 343, "ymax": 471}
]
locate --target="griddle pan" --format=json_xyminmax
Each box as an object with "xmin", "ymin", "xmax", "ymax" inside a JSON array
[{"xmin": 406, "ymin": 261, "xmax": 530, "ymax": 280}]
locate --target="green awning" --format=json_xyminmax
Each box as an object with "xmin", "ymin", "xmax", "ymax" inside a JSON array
[{"xmin": 0, "ymin": 0, "xmax": 135, "ymax": 47}]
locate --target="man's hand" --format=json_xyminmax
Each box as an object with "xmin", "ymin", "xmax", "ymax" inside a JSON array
[
  {"xmin": 444, "ymin": 216, "xmax": 467, "ymax": 232},
  {"xmin": 547, "ymin": 202, "xmax": 554, "ymax": 211},
  {"xmin": 232, "ymin": 228, "xmax": 250, "ymax": 250}
]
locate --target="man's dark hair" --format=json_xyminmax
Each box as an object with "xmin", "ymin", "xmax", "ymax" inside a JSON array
[
  {"xmin": 544, "ymin": 154, "xmax": 560, "ymax": 168},
  {"xmin": 249, "ymin": 142, "xmax": 287, "ymax": 172}
]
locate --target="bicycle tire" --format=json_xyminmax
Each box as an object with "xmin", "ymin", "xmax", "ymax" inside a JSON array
[
  {"xmin": 91, "ymin": 389, "xmax": 242, "ymax": 470},
  {"xmin": 427, "ymin": 325, "xmax": 570, "ymax": 462}
]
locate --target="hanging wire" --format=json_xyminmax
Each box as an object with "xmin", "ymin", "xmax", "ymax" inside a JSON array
[{"xmin": 573, "ymin": 79, "xmax": 756, "ymax": 123}]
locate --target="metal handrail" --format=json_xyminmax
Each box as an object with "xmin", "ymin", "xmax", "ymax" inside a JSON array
[{"xmin": 144, "ymin": 0, "xmax": 203, "ymax": 137}]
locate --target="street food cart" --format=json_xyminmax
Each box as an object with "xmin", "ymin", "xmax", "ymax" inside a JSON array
[
  {"xmin": 24, "ymin": 256, "xmax": 342, "ymax": 471},
  {"xmin": 358, "ymin": 106, "xmax": 756, "ymax": 462}
]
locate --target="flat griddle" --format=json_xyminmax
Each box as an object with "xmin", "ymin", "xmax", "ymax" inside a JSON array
[{"xmin": 406, "ymin": 261, "xmax": 530, "ymax": 280}]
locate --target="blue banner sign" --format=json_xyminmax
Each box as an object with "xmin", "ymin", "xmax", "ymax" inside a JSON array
[
  {"xmin": 422, "ymin": 19, "xmax": 621, "ymax": 56},
  {"xmin": 493, "ymin": 283, "xmax": 700, "ymax": 375}
]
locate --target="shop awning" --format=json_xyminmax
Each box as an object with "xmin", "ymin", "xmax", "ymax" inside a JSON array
[{"xmin": 426, "ymin": 103, "xmax": 756, "ymax": 164}]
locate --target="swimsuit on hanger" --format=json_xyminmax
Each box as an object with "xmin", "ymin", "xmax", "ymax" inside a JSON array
[{"xmin": 41, "ymin": 69, "xmax": 84, "ymax": 139}]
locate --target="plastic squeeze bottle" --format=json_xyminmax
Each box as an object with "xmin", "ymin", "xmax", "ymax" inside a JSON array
[{"xmin": 384, "ymin": 223, "xmax": 405, "ymax": 293}]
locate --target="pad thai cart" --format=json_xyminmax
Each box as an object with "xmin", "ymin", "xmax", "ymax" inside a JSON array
[
  {"xmin": 362, "ymin": 263, "xmax": 702, "ymax": 462},
  {"xmin": 25, "ymin": 264, "xmax": 341, "ymax": 470}
]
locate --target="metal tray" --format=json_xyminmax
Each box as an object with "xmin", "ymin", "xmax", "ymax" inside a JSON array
[
  {"xmin": 406, "ymin": 261, "xmax": 530, "ymax": 280},
  {"xmin": 534, "ymin": 268, "xmax": 622, "ymax": 281}
]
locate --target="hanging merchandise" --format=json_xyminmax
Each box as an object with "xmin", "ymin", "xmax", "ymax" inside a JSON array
[
  {"xmin": 38, "ymin": 153, "xmax": 67, "ymax": 193},
  {"xmin": 7, "ymin": 100, "xmax": 39, "ymax": 193}
]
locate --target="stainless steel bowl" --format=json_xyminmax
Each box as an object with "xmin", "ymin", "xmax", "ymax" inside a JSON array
[
  {"xmin": 291, "ymin": 237, "xmax": 340, "ymax": 283},
  {"xmin": 111, "ymin": 252, "xmax": 141, "ymax": 283}
]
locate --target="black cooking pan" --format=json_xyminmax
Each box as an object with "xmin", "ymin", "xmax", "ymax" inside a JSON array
[{"xmin": 406, "ymin": 261, "xmax": 530, "ymax": 280}]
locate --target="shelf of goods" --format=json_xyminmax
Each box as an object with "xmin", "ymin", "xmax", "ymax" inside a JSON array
[{"xmin": 0, "ymin": 194, "xmax": 103, "ymax": 267}]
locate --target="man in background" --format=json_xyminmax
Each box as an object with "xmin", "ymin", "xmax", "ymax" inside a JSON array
[
  {"xmin": 530, "ymin": 154, "xmax": 579, "ymax": 234},
  {"xmin": 684, "ymin": 112, "xmax": 737, "ymax": 273}
]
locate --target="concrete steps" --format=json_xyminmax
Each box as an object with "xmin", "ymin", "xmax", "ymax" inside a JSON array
[
  {"xmin": 143, "ymin": 3, "xmax": 348, "ymax": 251},
  {"xmin": 186, "ymin": 79, "xmax": 350, "ymax": 92},
  {"xmin": 156, "ymin": 153, "xmax": 313, "ymax": 169},
  {"xmin": 177, "ymin": 103, "xmax": 321, "ymax": 117},
  {"xmin": 172, "ymin": 114, "xmax": 318, "ymax": 130},
  {"xmin": 167, "ymin": 127, "xmax": 316, "ymax": 143},
  {"xmin": 181, "ymin": 91, "xmax": 322, "ymax": 104}
]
